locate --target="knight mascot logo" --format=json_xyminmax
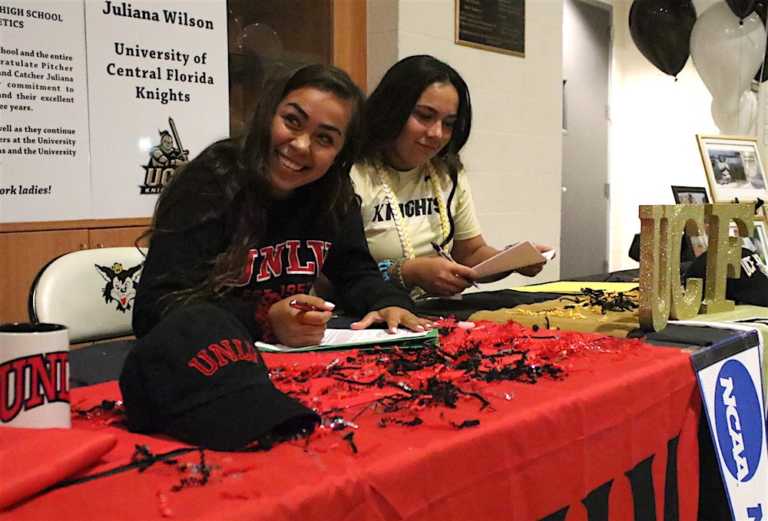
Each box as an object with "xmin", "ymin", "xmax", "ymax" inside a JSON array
[
  {"xmin": 140, "ymin": 117, "xmax": 189, "ymax": 194},
  {"xmin": 95, "ymin": 261, "xmax": 144, "ymax": 312}
]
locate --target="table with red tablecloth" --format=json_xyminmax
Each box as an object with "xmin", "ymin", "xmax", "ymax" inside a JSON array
[{"xmin": 0, "ymin": 333, "xmax": 700, "ymax": 521}]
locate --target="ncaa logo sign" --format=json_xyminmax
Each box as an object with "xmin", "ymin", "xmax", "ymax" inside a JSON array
[{"xmin": 714, "ymin": 359, "xmax": 763, "ymax": 482}]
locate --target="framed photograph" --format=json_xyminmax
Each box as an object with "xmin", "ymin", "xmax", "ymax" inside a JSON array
[
  {"xmin": 696, "ymin": 134, "xmax": 768, "ymax": 204},
  {"xmin": 728, "ymin": 220, "xmax": 768, "ymax": 264},
  {"xmin": 753, "ymin": 220, "xmax": 768, "ymax": 265},
  {"xmin": 455, "ymin": 0, "xmax": 524, "ymax": 57},
  {"xmin": 671, "ymin": 185, "xmax": 710, "ymax": 204},
  {"xmin": 670, "ymin": 185, "xmax": 710, "ymax": 256}
]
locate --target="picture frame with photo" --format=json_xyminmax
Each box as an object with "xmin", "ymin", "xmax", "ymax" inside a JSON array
[
  {"xmin": 728, "ymin": 220, "xmax": 768, "ymax": 265},
  {"xmin": 671, "ymin": 185, "xmax": 710, "ymax": 205},
  {"xmin": 752, "ymin": 220, "xmax": 768, "ymax": 265},
  {"xmin": 671, "ymin": 185, "xmax": 710, "ymax": 256},
  {"xmin": 696, "ymin": 134, "xmax": 768, "ymax": 204}
]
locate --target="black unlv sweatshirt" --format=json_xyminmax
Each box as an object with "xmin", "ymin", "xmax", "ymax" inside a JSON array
[{"xmin": 132, "ymin": 160, "xmax": 414, "ymax": 339}]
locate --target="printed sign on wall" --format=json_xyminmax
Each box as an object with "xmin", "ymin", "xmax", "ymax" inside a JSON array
[
  {"xmin": 84, "ymin": 0, "xmax": 229, "ymax": 219},
  {"xmin": 0, "ymin": 0, "xmax": 91, "ymax": 222}
]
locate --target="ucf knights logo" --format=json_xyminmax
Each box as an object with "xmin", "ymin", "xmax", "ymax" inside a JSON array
[{"xmin": 140, "ymin": 117, "xmax": 189, "ymax": 194}]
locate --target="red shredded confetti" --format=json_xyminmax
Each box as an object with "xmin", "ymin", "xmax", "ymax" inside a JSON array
[
  {"xmin": 68, "ymin": 318, "xmax": 645, "ymax": 493},
  {"xmin": 270, "ymin": 318, "xmax": 645, "ymax": 435}
]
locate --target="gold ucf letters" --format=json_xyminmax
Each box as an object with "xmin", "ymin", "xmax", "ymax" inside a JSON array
[{"xmin": 638, "ymin": 203, "xmax": 755, "ymax": 331}]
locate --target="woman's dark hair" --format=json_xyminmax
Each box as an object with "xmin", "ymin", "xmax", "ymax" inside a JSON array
[
  {"xmin": 148, "ymin": 63, "xmax": 365, "ymax": 300},
  {"xmin": 363, "ymin": 55, "xmax": 471, "ymax": 246},
  {"xmin": 363, "ymin": 55, "xmax": 472, "ymax": 167}
]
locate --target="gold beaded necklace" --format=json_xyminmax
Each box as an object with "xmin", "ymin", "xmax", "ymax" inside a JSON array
[{"xmin": 372, "ymin": 159, "xmax": 451, "ymax": 259}]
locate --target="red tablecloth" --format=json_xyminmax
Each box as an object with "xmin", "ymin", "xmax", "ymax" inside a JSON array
[{"xmin": 1, "ymin": 342, "xmax": 700, "ymax": 521}]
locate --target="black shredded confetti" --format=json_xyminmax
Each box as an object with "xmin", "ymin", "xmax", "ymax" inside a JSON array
[
  {"xmin": 579, "ymin": 288, "xmax": 638, "ymax": 314},
  {"xmin": 378, "ymin": 417, "xmax": 423, "ymax": 428},
  {"xmin": 342, "ymin": 432, "xmax": 358, "ymax": 454},
  {"xmin": 75, "ymin": 399, "xmax": 124, "ymax": 418},
  {"xmin": 450, "ymin": 419, "xmax": 480, "ymax": 429},
  {"xmin": 171, "ymin": 448, "xmax": 213, "ymax": 492},
  {"xmin": 132, "ymin": 444, "xmax": 163, "ymax": 473}
]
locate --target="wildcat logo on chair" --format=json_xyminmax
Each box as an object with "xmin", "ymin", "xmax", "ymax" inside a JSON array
[{"xmin": 95, "ymin": 261, "xmax": 143, "ymax": 312}]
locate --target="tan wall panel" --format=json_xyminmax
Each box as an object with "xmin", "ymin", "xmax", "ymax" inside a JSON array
[
  {"xmin": 0, "ymin": 230, "xmax": 89, "ymax": 323},
  {"xmin": 89, "ymin": 226, "xmax": 149, "ymax": 249}
]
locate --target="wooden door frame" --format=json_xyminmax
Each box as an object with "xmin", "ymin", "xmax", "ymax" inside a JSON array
[{"xmin": 332, "ymin": 0, "xmax": 367, "ymax": 91}]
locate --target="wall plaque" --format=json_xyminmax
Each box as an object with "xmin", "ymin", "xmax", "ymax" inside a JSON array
[{"xmin": 455, "ymin": 0, "xmax": 524, "ymax": 57}]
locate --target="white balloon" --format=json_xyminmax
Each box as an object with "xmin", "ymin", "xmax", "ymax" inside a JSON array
[
  {"xmin": 738, "ymin": 90, "xmax": 758, "ymax": 134},
  {"xmin": 691, "ymin": 0, "xmax": 719, "ymax": 17},
  {"xmin": 711, "ymin": 90, "xmax": 758, "ymax": 134},
  {"xmin": 690, "ymin": 3, "xmax": 766, "ymax": 102},
  {"xmin": 711, "ymin": 97, "xmax": 739, "ymax": 133}
]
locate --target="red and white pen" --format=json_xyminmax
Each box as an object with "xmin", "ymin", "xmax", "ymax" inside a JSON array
[{"xmin": 288, "ymin": 299, "xmax": 335, "ymax": 312}]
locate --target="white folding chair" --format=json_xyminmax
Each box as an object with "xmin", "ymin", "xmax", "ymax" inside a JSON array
[{"xmin": 29, "ymin": 247, "xmax": 147, "ymax": 344}]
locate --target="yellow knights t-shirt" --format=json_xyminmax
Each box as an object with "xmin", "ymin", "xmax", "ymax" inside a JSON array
[{"xmin": 350, "ymin": 161, "xmax": 482, "ymax": 262}]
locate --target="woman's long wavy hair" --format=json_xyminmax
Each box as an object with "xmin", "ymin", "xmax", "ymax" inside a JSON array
[
  {"xmin": 362, "ymin": 55, "xmax": 472, "ymax": 173},
  {"xmin": 147, "ymin": 63, "xmax": 365, "ymax": 302}
]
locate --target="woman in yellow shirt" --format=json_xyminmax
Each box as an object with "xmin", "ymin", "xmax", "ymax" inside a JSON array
[{"xmin": 351, "ymin": 55, "xmax": 548, "ymax": 297}]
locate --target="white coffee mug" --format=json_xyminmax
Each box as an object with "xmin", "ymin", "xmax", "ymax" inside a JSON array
[{"xmin": 0, "ymin": 323, "xmax": 70, "ymax": 428}]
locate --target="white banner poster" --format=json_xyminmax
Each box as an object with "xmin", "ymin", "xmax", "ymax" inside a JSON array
[
  {"xmin": 0, "ymin": 0, "xmax": 91, "ymax": 223},
  {"xmin": 697, "ymin": 346, "xmax": 767, "ymax": 521},
  {"xmin": 85, "ymin": 0, "xmax": 229, "ymax": 219}
]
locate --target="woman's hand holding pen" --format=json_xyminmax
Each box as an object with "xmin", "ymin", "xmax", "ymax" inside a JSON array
[
  {"xmin": 402, "ymin": 256, "xmax": 477, "ymax": 297},
  {"xmin": 267, "ymin": 294, "xmax": 334, "ymax": 347}
]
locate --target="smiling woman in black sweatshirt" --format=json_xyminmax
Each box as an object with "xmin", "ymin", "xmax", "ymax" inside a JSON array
[{"xmin": 133, "ymin": 64, "xmax": 430, "ymax": 347}]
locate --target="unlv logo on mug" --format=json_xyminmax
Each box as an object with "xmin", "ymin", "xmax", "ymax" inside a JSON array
[{"xmin": 0, "ymin": 323, "xmax": 71, "ymax": 429}]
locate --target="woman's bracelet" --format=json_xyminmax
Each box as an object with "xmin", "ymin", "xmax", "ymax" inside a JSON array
[
  {"xmin": 377, "ymin": 259, "xmax": 393, "ymax": 281},
  {"xmin": 389, "ymin": 258, "xmax": 409, "ymax": 290}
]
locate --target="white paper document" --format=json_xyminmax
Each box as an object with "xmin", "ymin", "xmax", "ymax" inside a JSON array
[
  {"xmin": 255, "ymin": 328, "xmax": 438, "ymax": 353},
  {"xmin": 472, "ymin": 241, "xmax": 556, "ymax": 279}
]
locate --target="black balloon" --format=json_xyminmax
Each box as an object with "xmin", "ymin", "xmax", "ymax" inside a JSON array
[
  {"xmin": 757, "ymin": 1, "xmax": 767, "ymax": 22},
  {"xmin": 629, "ymin": 0, "xmax": 697, "ymax": 78},
  {"xmin": 726, "ymin": 0, "xmax": 756, "ymax": 19},
  {"xmin": 755, "ymin": 1, "xmax": 768, "ymax": 81}
]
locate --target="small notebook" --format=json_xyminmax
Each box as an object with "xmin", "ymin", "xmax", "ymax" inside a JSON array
[
  {"xmin": 473, "ymin": 241, "xmax": 556, "ymax": 279},
  {"xmin": 255, "ymin": 327, "xmax": 439, "ymax": 353}
]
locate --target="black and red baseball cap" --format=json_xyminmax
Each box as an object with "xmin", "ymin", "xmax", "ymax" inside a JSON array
[{"xmin": 119, "ymin": 303, "xmax": 319, "ymax": 450}]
